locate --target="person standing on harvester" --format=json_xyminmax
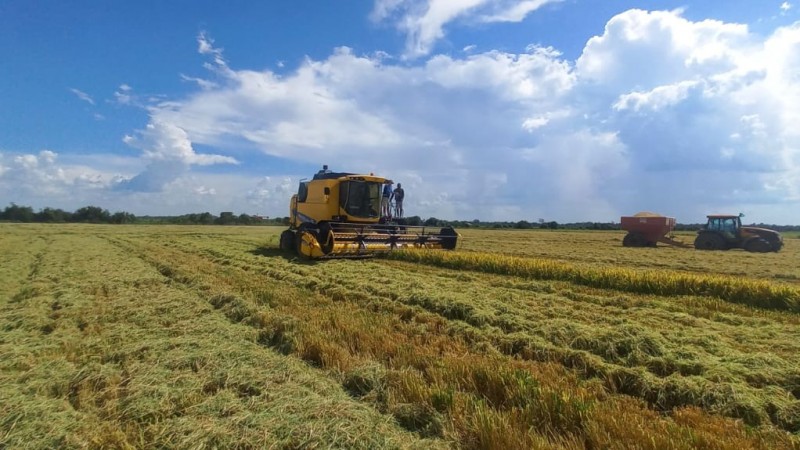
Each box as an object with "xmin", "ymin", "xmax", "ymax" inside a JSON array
[
  {"xmin": 382, "ymin": 181, "xmax": 393, "ymax": 217},
  {"xmin": 393, "ymin": 183, "xmax": 405, "ymax": 218}
]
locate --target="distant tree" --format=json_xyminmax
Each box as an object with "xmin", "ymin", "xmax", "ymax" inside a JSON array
[
  {"xmin": 198, "ymin": 212, "xmax": 215, "ymax": 225},
  {"xmin": 110, "ymin": 211, "xmax": 136, "ymax": 224},
  {"xmin": 547, "ymin": 221, "xmax": 559, "ymax": 230},
  {"xmin": 404, "ymin": 216, "xmax": 422, "ymax": 226},
  {"xmin": 515, "ymin": 220, "xmax": 531, "ymax": 229},
  {"xmin": 238, "ymin": 213, "xmax": 253, "ymax": 225},
  {"xmin": 35, "ymin": 207, "xmax": 70, "ymax": 223},
  {"xmin": 216, "ymin": 211, "xmax": 236, "ymax": 225},
  {"xmin": 72, "ymin": 206, "xmax": 111, "ymax": 223},
  {"xmin": 424, "ymin": 217, "xmax": 441, "ymax": 227},
  {"xmin": 1, "ymin": 203, "xmax": 35, "ymax": 222}
]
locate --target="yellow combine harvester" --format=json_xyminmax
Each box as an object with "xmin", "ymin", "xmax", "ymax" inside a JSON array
[{"xmin": 279, "ymin": 166, "xmax": 458, "ymax": 259}]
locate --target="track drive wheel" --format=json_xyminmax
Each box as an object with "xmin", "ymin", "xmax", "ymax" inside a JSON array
[
  {"xmin": 744, "ymin": 238, "xmax": 771, "ymax": 253},
  {"xmin": 694, "ymin": 233, "xmax": 725, "ymax": 251},
  {"xmin": 279, "ymin": 230, "xmax": 296, "ymax": 253},
  {"xmin": 317, "ymin": 223, "xmax": 334, "ymax": 255},
  {"xmin": 295, "ymin": 231, "xmax": 317, "ymax": 259}
]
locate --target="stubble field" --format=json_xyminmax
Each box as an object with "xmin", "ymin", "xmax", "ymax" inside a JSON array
[{"xmin": 1, "ymin": 224, "xmax": 799, "ymax": 449}]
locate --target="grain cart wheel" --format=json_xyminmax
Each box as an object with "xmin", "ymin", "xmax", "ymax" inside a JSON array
[
  {"xmin": 279, "ymin": 230, "xmax": 296, "ymax": 253},
  {"xmin": 694, "ymin": 233, "xmax": 725, "ymax": 250},
  {"xmin": 623, "ymin": 232, "xmax": 647, "ymax": 247},
  {"xmin": 744, "ymin": 238, "xmax": 771, "ymax": 253}
]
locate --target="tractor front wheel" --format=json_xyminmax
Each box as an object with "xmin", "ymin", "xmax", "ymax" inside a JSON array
[{"xmin": 744, "ymin": 238, "xmax": 771, "ymax": 253}]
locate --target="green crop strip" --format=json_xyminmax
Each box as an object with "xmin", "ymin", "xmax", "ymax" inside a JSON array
[{"xmin": 388, "ymin": 250, "xmax": 800, "ymax": 313}]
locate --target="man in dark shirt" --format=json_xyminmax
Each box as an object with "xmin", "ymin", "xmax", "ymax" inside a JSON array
[{"xmin": 393, "ymin": 183, "xmax": 405, "ymax": 218}]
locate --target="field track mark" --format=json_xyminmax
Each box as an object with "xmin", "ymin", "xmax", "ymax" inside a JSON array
[
  {"xmin": 104, "ymin": 235, "xmax": 800, "ymax": 436},
  {"xmin": 2, "ymin": 231, "xmax": 436, "ymax": 449},
  {"xmin": 101, "ymin": 236, "xmax": 460, "ymax": 442}
]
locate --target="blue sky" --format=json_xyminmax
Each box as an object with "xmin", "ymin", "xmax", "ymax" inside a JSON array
[{"xmin": 1, "ymin": 1, "xmax": 799, "ymax": 223}]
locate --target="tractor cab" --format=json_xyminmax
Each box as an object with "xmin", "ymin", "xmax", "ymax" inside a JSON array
[{"xmin": 704, "ymin": 215, "xmax": 741, "ymax": 242}]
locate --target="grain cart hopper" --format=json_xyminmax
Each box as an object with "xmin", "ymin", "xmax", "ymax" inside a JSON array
[
  {"xmin": 620, "ymin": 212, "xmax": 691, "ymax": 248},
  {"xmin": 694, "ymin": 214, "xmax": 782, "ymax": 252},
  {"xmin": 279, "ymin": 166, "xmax": 458, "ymax": 259}
]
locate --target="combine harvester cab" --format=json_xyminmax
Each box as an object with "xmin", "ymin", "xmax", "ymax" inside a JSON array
[
  {"xmin": 620, "ymin": 212, "xmax": 691, "ymax": 248},
  {"xmin": 279, "ymin": 166, "xmax": 458, "ymax": 259}
]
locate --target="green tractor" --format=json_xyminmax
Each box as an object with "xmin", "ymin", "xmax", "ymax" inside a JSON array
[{"xmin": 694, "ymin": 214, "xmax": 783, "ymax": 252}]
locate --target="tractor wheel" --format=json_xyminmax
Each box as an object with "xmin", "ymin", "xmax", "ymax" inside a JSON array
[
  {"xmin": 744, "ymin": 238, "xmax": 771, "ymax": 253},
  {"xmin": 622, "ymin": 232, "xmax": 646, "ymax": 247},
  {"xmin": 279, "ymin": 230, "xmax": 296, "ymax": 253},
  {"xmin": 694, "ymin": 233, "xmax": 726, "ymax": 251}
]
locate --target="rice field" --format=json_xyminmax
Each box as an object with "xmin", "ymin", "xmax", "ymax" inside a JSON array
[{"xmin": 1, "ymin": 224, "xmax": 798, "ymax": 449}]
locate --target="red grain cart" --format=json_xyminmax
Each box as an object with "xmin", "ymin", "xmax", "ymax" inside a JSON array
[{"xmin": 620, "ymin": 214, "xmax": 689, "ymax": 248}]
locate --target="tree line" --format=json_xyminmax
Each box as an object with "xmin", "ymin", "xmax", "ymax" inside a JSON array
[
  {"xmin": 2, "ymin": 203, "xmax": 799, "ymax": 230},
  {"xmin": 0, "ymin": 204, "xmax": 283, "ymax": 226}
]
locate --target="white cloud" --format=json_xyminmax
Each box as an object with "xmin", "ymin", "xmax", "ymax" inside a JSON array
[
  {"xmin": 479, "ymin": 0, "xmax": 561, "ymax": 22},
  {"xmin": 106, "ymin": 13, "xmax": 799, "ymax": 221},
  {"xmin": 6, "ymin": 9, "xmax": 800, "ymax": 223},
  {"xmin": 781, "ymin": 2, "xmax": 792, "ymax": 13},
  {"xmin": 70, "ymin": 88, "xmax": 95, "ymax": 105},
  {"xmin": 576, "ymin": 10, "xmax": 752, "ymax": 90},
  {"xmin": 117, "ymin": 121, "xmax": 237, "ymax": 192},
  {"xmin": 114, "ymin": 84, "xmax": 140, "ymax": 105},
  {"xmin": 124, "ymin": 121, "xmax": 237, "ymax": 166},
  {"xmin": 371, "ymin": 0, "xmax": 561, "ymax": 58},
  {"xmin": 613, "ymin": 80, "xmax": 701, "ymax": 112},
  {"xmin": 0, "ymin": 150, "xmax": 119, "ymax": 205}
]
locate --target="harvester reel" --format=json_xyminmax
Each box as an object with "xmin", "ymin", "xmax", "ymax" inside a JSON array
[{"xmin": 694, "ymin": 233, "xmax": 726, "ymax": 251}]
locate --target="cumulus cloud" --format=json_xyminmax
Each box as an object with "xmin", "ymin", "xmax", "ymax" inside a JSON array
[
  {"xmin": 371, "ymin": 0, "xmax": 561, "ymax": 58},
  {"xmin": 141, "ymin": 11, "xmax": 799, "ymax": 222},
  {"xmin": 0, "ymin": 150, "xmax": 121, "ymax": 208},
  {"xmin": 9, "ymin": 9, "xmax": 800, "ymax": 223},
  {"xmin": 117, "ymin": 121, "xmax": 237, "ymax": 192},
  {"xmin": 577, "ymin": 10, "xmax": 800, "ymax": 216}
]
